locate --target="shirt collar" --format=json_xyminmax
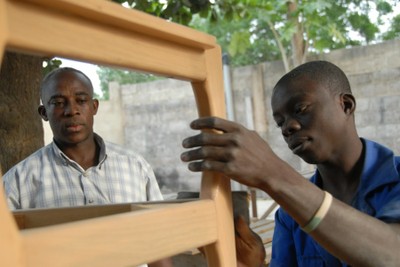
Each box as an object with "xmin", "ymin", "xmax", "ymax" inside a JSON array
[
  {"xmin": 94, "ymin": 133, "xmax": 107, "ymax": 168},
  {"xmin": 359, "ymin": 138, "xmax": 399, "ymax": 193},
  {"xmin": 50, "ymin": 133, "xmax": 108, "ymax": 169},
  {"xmin": 311, "ymin": 138, "xmax": 399, "ymax": 195}
]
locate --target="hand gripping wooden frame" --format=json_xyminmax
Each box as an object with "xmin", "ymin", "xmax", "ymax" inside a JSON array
[{"xmin": 0, "ymin": 0, "xmax": 236, "ymax": 266}]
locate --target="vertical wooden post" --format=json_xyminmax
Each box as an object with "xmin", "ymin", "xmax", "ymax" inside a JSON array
[
  {"xmin": 0, "ymin": 2, "xmax": 24, "ymax": 266},
  {"xmin": 0, "ymin": 0, "xmax": 6, "ymax": 64},
  {"xmin": 192, "ymin": 47, "xmax": 237, "ymax": 267},
  {"xmin": 0, "ymin": 185, "xmax": 24, "ymax": 267}
]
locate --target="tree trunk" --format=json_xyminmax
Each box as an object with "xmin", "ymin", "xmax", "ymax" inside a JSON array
[
  {"xmin": 287, "ymin": 0, "xmax": 305, "ymax": 68},
  {"xmin": 0, "ymin": 51, "xmax": 44, "ymax": 174}
]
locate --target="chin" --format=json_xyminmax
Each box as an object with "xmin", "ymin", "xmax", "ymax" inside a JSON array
[
  {"xmin": 60, "ymin": 134, "xmax": 87, "ymax": 145},
  {"xmin": 297, "ymin": 152, "xmax": 319, "ymax": 164}
]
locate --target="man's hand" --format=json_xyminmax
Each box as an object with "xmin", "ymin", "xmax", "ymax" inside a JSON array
[
  {"xmin": 181, "ymin": 117, "xmax": 281, "ymax": 189},
  {"xmin": 235, "ymin": 216, "xmax": 266, "ymax": 267}
]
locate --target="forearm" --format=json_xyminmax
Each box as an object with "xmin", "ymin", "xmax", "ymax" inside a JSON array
[
  {"xmin": 309, "ymin": 200, "xmax": 400, "ymax": 267},
  {"xmin": 257, "ymin": 159, "xmax": 323, "ymax": 227}
]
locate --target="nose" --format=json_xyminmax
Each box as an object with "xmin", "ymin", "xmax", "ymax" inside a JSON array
[
  {"xmin": 281, "ymin": 117, "xmax": 301, "ymax": 137},
  {"xmin": 63, "ymin": 101, "xmax": 80, "ymax": 116}
]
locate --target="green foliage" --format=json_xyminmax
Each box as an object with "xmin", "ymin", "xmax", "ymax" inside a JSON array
[
  {"xmin": 112, "ymin": 0, "xmax": 400, "ymax": 64},
  {"xmin": 348, "ymin": 13, "xmax": 379, "ymax": 42},
  {"xmin": 42, "ymin": 58, "xmax": 62, "ymax": 76},
  {"xmin": 113, "ymin": 0, "xmax": 209, "ymax": 24},
  {"xmin": 383, "ymin": 14, "xmax": 400, "ymax": 40}
]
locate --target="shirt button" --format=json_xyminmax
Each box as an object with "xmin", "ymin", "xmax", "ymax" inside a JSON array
[
  {"xmin": 88, "ymin": 199, "xmax": 94, "ymax": 203},
  {"xmin": 83, "ymin": 172, "xmax": 88, "ymax": 177}
]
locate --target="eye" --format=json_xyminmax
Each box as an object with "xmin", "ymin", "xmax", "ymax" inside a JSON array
[
  {"xmin": 294, "ymin": 104, "xmax": 307, "ymax": 114},
  {"xmin": 49, "ymin": 99, "xmax": 65, "ymax": 107},
  {"xmin": 76, "ymin": 97, "xmax": 89, "ymax": 105},
  {"xmin": 274, "ymin": 118, "xmax": 284, "ymax": 128}
]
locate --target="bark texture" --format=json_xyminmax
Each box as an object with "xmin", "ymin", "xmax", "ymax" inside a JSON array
[{"xmin": 0, "ymin": 51, "xmax": 44, "ymax": 174}]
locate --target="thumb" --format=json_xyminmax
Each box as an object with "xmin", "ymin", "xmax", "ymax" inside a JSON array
[{"xmin": 235, "ymin": 215, "xmax": 252, "ymax": 241}]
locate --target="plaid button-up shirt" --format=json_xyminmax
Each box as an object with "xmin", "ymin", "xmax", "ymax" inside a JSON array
[{"xmin": 3, "ymin": 134, "xmax": 163, "ymax": 210}]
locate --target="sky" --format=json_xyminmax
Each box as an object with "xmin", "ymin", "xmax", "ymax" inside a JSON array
[{"xmin": 58, "ymin": 58, "xmax": 102, "ymax": 96}]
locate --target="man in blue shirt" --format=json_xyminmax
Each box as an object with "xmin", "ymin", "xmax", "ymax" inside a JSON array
[{"xmin": 181, "ymin": 61, "xmax": 400, "ymax": 266}]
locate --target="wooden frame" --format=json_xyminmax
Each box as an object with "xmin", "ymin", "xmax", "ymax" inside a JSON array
[{"xmin": 0, "ymin": 0, "xmax": 235, "ymax": 266}]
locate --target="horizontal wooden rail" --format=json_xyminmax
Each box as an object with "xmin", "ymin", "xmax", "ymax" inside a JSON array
[
  {"xmin": 21, "ymin": 200, "xmax": 218, "ymax": 267},
  {"xmin": 6, "ymin": 0, "xmax": 212, "ymax": 81},
  {"xmin": 22, "ymin": 0, "xmax": 216, "ymax": 50},
  {"xmin": 13, "ymin": 199, "xmax": 194, "ymax": 229}
]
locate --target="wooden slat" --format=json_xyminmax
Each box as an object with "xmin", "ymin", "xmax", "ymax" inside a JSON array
[
  {"xmin": 250, "ymin": 218, "xmax": 275, "ymax": 229},
  {"xmin": 193, "ymin": 47, "xmax": 235, "ymax": 266},
  {"xmin": 13, "ymin": 200, "xmax": 195, "ymax": 229},
  {"xmin": 22, "ymin": 200, "xmax": 217, "ymax": 267},
  {"xmin": 13, "ymin": 203, "xmax": 139, "ymax": 230},
  {"xmin": 6, "ymin": 0, "xmax": 208, "ymax": 81},
  {"xmin": 22, "ymin": 0, "xmax": 216, "ymax": 50},
  {"xmin": 260, "ymin": 201, "xmax": 279, "ymax": 220},
  {"xmin": 0, "ymin": 186, "xmax": 25, "ymax": 267}
]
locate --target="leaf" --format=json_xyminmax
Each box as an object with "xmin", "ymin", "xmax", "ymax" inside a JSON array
[
  {"xmin": 376, "ymin": 1, "xmax": 393, "ymax": 15},
  {"xmin": 228, "ymin": 31, "xmax": 251, "ymax": 57}
]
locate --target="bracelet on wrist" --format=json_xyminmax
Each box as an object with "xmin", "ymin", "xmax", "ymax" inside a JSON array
[{"xmin": 301, "ymin": 191, "xmax": 333, "ymax": 234}]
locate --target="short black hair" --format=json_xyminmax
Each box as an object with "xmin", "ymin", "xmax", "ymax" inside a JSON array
[
  {"xmin": 274, "ymin": 60, "xmax": 352, "ymax": 95},
  {"xmin": 40, "ymin": 67, "xmax": 93, "ymax": 101}
]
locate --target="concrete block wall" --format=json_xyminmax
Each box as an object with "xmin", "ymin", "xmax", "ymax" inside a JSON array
[{"xmin": 120, "ymin": 79, "xmax": 202, "ymax": 193}]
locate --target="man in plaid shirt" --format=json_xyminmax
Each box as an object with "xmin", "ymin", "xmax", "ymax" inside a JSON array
[{"xmin": 2, "ymin": 67, "xmax": 172, "ymax": 267}]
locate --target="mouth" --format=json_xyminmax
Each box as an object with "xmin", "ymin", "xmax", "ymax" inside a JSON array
[
  {"xmin": 288, "ymin": 138, "xmax": 309, "ymax": 154},
  {"xmin": 65, "ymin": 122, "xmax": 84, "ymax": 132}
]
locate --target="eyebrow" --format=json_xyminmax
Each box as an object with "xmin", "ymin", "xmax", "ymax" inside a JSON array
[
  {"xmin": 48, "ymin": 92, "xmax": 91, "ymax": 102},
  {"xmin": 272, "ymin": 93, "xmax": 311, "ymax": 117},
  {"xmin": 48, "ymin": 94, "xmax": 64, "ymax": 102}
]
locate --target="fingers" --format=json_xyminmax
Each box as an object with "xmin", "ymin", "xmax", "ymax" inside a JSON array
[
  {"xmin": 234, "ymin": 216, "xmax": 266, "ymax": 267},
  {"xmin": 190, "ymin": 116, "xmax": 242, "ymax": 133},
  {"xmin": 181, "ymin": 144, "xmax": 233, "ymax": 161},
  {"xmin": 186, "ymin": 160, "xmax": 227, "ymax": 172},
  {"xmin": 235, "ymin": 216, "xmax": 253, "ymax": 241},
  {"xmin": 181, "ymin": 144, "xmax": 239, "ymax": 174},
  {"xmin": 181, "ymin": 117, "xmax": 248, "ymax": 176},
  {"xmin": 182, "ymin": 132, "xmax": 233, "ymax": 149}
]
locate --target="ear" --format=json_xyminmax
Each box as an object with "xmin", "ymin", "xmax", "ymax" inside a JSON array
[
  {"xmin": 92, "ymin": 99, "xmax": 99, "ymax": 115},
  {"xmin": 340, "ymin": 93, "xmax": 356, "ymax": 116},
  {"xmin": 38, "ymin": 105, "xmax": 49, "ymax": 121}
]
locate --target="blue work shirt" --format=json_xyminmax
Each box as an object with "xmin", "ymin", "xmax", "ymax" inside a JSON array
[{"xmin": 270, "ymin": 138, "xmax": 400, "ymax": 267}]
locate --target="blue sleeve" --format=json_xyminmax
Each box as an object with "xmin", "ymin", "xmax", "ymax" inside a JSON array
[
  {"xmin": 375, "ymin": 183, "xmax": 400, "ymax": 223},
  {"xmin": 269, "ymin": 208, "xmax": 298, "ymax": 267},
  {"xmin": 374, "ymin": 158, "xmax": 400, "ymax": 223}
]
